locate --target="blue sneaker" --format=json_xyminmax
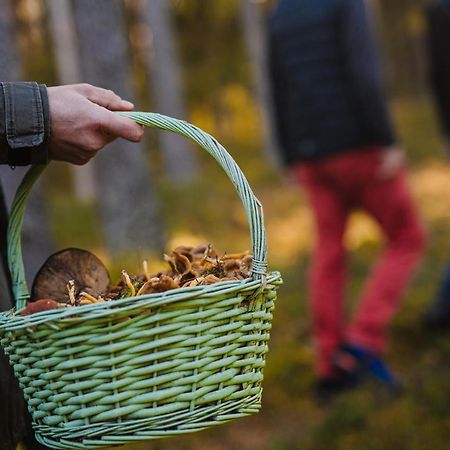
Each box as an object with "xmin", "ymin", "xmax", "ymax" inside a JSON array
[{"xmin": 333, "ymin": 344, "xmax": 401, "ymax": 391}]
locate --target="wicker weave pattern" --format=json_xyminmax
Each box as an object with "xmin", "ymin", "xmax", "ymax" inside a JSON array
[{"xmin": 0, "ymin": 112, "xmax": 282, "ymax": 449}]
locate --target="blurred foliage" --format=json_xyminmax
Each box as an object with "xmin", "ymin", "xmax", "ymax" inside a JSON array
[
  {"xmin": 15, "ymin": 0, "xmax": 56, "ymax": 84},
  {"xmin": 173, "ymin": 0, "xmax": 248, "ymax": 101},
  {"xmin": 378, "ymin": 0, "xmax": 430, "ymax": 98},
  {"xmin": 10, "ymin": 0, "xmax": 450, "ymax": 449},
  {"xmin": 393, "ymin": 97, "xmax": 442, "ymax": 162}
]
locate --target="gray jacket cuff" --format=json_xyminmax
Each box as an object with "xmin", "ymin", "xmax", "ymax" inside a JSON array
[{"xmin": 0, "ymin": 82, "xmax": 49, "ymax": 166}]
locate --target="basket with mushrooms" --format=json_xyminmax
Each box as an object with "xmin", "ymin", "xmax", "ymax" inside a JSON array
[{"xmin": 0, "ymin": 112, "xmax": 282, "ymax": 449}]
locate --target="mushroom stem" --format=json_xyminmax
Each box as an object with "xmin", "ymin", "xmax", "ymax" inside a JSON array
[
  {"xmin": 79, "ymin": 298, "xmax": 94, "ymax": 306},
  {"xmin": 121, "ymin": 270, "xmax": 136, "ymax": 297},
  {"xmin": 143, "ymin": 259, "xmax": 150, "ymax": 281},
  {"xmin": 136, "ymin": 280, "xmax": 151, "ymax": 296},
  {"xmin": 79, "ymin": 292, "xmax": 98, "ymax": 303},
  {"xmin": 66, "ymin": 280, "xmax": 76, "ymax": 305}
]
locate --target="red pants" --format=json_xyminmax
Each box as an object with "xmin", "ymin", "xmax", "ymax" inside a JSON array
[{"xmin": 294, "ymin": 149, "xmax": 426, "ymax": 376}]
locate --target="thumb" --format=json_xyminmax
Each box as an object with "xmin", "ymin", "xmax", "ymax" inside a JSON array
[{"xmin": 100, "ymin": 111, "xmax": 144, "ymax": 143}]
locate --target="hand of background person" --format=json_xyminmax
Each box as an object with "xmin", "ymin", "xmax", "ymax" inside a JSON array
[
  {"xmin": 47, "ymin": 84, "xmax": 144, "ymax": 165},
  {"xmin": 377, "ymin": 145, "xmax": 405, "ymax": 180}
]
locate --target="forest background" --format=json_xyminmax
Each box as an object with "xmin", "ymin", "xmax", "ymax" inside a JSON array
[{"xmin": 1, "ymin": 0, "xmax": 448, "ymax": 449}]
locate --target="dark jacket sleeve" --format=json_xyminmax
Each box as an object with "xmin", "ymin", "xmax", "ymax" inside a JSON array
[
  {"xmin": 426, "ymin": 2, "xmax": 450, "ymax": 136},
  {"xmin": 340, "ymin": 0, "xmax": 396, "ymax": 146},
  {"xmin": 0, "ymin": 82, "xmax": 50, "ymax": 166}
]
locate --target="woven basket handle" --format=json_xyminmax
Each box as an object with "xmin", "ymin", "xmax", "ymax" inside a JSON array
[{"xmin": 8, "ymin": 112, "xmax": 267, "ymax": 310}]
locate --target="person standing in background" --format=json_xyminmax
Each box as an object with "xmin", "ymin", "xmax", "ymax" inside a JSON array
[
  {"xmin": 268, "ymin": 0, "xmax": 426, "ymax": 402},
  {"xmin": 422, "ymin": 0, "xmax": 450, "ymax": 329}
]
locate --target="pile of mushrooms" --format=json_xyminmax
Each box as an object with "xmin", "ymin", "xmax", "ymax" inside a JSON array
[{"xmin": 20, "ymin": 244, "xmax": 252, "ymax": 315}]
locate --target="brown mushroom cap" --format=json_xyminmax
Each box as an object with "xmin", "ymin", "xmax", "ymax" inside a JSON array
[
  {"xmin": 30, "ymin": 248, "xmax": 110, "ymax": 303},
  {"xmin": 20, "ymin": 299, "xmax": 60, "ymax": 316}
]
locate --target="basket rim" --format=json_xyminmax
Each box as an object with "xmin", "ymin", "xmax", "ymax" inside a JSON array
[{"xmin": 0, "ymin": 271, "xmax": 282, "ymax": 332}]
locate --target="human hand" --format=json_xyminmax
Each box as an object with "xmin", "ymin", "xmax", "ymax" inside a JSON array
[
  {"xmin": 47, "ymin": 84, "xmax": 144, "ymax": 165},
  {"xmin": 377, "ymin": 145, "xmax": 405, "ymax": 180}
]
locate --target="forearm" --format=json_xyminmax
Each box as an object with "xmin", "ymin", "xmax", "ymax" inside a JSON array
[{"xmin": 0, "ymin": 82, "xmax": 50, "ymax": 166}]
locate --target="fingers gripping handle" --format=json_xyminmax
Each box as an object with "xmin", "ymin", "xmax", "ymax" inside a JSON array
[{"xmin": 7, "ymin": 112, "xmax": 268, "ymax": 309}]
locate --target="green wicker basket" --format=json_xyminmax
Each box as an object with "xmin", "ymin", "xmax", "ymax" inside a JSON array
[{"xmin": 0, "ymin": 112, "xmax": 282, "ymax": 449}]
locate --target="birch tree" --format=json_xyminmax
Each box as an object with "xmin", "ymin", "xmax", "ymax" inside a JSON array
[
  {"xmin": 71, "ymin": 0, "xmax": 165, "ymax": 255},
  {"xmin": 0, "ymin": 0, "xmax": 54, "ymax": 284}
]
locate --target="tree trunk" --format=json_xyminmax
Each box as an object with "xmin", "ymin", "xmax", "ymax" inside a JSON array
[
  {"xmin": 0, "ymin": 0, "xmax": 54, "ymax": 285},
  {"xmin": 71, "ymin": 0, "xmax": 165, "ymax": 255},
  {"xmin": 46, "ymin": 0, "xmax": 97, "ymax": 202},
  {"xmin": 138, "ymin": 0, "xmax": 198, "ymax": 183},
  {"xmin": 239, "ymin": 0, "xmax": 281, "ymax": 168}
]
